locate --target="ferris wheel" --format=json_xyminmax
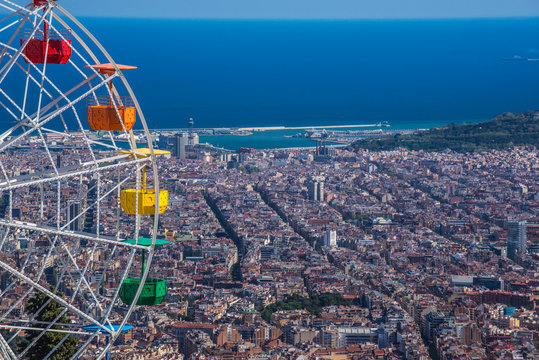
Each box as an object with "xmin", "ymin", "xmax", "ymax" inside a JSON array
[{"xmin": 0, "ymin": 0, "xmax": 169, "ymax": 359}]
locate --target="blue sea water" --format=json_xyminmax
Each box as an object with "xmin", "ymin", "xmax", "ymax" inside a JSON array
[
  {"xmin": 79, "ymin": 17, "xmax": 539, "ymax": 130},
  {"xmin": 2, "ymin": 18, "xmax": 539, "ymax": 149}
]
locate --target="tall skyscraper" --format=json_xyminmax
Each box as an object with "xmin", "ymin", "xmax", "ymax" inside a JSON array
[
  {"xmin": 83, "ymin": 179, "xmax": 98, "ymax": 244},
  {"xmin": 174, "ymin": 133, "xmax": 188, "ymax": 159},
  {"xmin": 158, "ymin": 134, "xmax": 175, "ymax": 150},
  {"xmin": 188, "ymin": 117, "xmax": 194, "ymax": 141},
  {"xmin": 308, "ymin": 182, "xmax": 316, "ymax": 201},
  {"xmin": 323, "ymin": 230, "xmax": 337, "ymax": 247},
  {"xmin": 67, "ymin": 199, "xmax": 82, "ymax": 232},
  {"xmin": 507, "ymin": 220, "xmax": 527, "ymax": 260},
  {"xmin": 187, "ymin": 117, "xmax": 199, "ymax": 146},
  {"xmin": 308, "ymin": 177, "xmax": 324, "ymax": 201}
]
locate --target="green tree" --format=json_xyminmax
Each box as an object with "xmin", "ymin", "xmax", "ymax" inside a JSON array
[
  {"xmin": 23, "ymin": 291, "xmax": 79, "ymax": 360},
  {"xmin": 259, "ymin": 293, "xmax": 352, "ymax": 322},
  {"xmin": 351, "ymin": 111, "xmax": 539, "ymax": 153},
  {"xmin": 230, "ymin": 261, "xmax": 242, "ymax": 281}
]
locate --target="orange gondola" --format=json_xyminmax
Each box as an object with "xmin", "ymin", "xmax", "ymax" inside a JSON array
[{"xmin": 86, "ymin": 63, "xmax": 137, "ymax": 131}]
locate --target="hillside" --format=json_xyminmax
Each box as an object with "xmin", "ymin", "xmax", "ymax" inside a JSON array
[{"xmin": 351, "ymin": 111, "xmax": 539, "ymax": 152}]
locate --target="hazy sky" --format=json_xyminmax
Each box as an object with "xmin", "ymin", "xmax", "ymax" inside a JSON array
[{"xmin": 61, "ymin": 0, "xmax": 539, "ymax": 19}]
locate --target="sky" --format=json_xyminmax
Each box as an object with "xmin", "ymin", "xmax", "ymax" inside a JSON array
[{"xmin": 60, "ymin": 0, "xmax": 539, "ymax": 20}]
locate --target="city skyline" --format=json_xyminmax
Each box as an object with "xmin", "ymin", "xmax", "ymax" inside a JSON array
[{"xmin": 0, "ymin": 1, "xmax": 538, "ymax": 359}]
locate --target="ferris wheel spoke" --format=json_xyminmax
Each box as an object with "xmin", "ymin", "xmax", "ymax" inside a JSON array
[
  {"xmin": 51, "ymin": 11, "xmax": 101, "ymax": 66},
  {"xmin": 0, "ymin": 333, "xmax": 16, "ymax": 360},
  {"xmin": 0, "ymin": 324, "xmax": 90, "ymax": 336},
  {"xmin": 52, "ymin": 236, "xmax": 112, "ymax": 325},
  {"xmin": 50, "ymin": 162, "xmax": 142, "ymax": 233},
  {"xmin": 5, "ymin": 254, "xmax": 75, "ymax": 344},
  {"xmin": 0, "ymin": 2, "xmax": 25, "ymax": 15},
  {"xmin": 0, "ymin": 17, "xmax": 23, "ymax": 34},
  {"xmin": 0, "ymin": 73, "xmax": 113, "ymax": 152},
  {"xmin": 0, "ymin": 231, "xmax": 72, "ymax": 324},
  {"xmin": 46, "ymin": 18, "xmax": 105, "ymax": 82},
  {"xmin": 0, "ymin": 9, "xmax": 28, "ymax": 28},
  {"xmin": 0, "ymin": 39, "xmax": 101, "ymax": 121},
  {"xmin": 5, "ymin": 296, "xmax": 101, "ymax": 357},
  {"xmin": 0, "ymin": 238, "xmax": 38, "ymax": 303},
  {"xmin": 34, "ymin": 12, "xmax": 52, "ymax": 119},
  {"xmin": 71, "ymin": 245, "xmax": 139, "ymax": 360},
  {"xmin": 45, "ymin": 237, "xmax": 95, "ymax": 301},
  {"xmin": 31, "ymin": 70, "xmax": 109, "ymax": 123},
  {"xmin": 15, "ymin": 312, "xmax": 77, "ymax": 359},
  {"xmin": 0, "ymin": 5, "xmax": 51, "ymax": 83},
  {"xmin": 17, "ymin": 308, "xmax": 70, "ymax": 359},
  {"xmin": 12, "ymin": 56, "xmax": 59, "ymax": 104},
  {"xmin": 2, "ymin": 318, "xmax": 89, "ymax": 329},
  {"xmin": 0, "ymin": 220, "xmax": 147, "ymax": 250},
  {"xmin": 0, "ymin": 57, "xmax": 100, "ymax": 136},
  {"xmin": 0, "ymin": 3, "xmax": 31, "ymax": 24},
  {"xmin": 0, "ymin": 260, "xmax": 114, "ymax": 335},
  {"xmin": 0, "ymin": 277, "xmax": 72, "ymax": 335},
  {"xmin": 27, "ymin": 13, "xmax": 62, "ymax": 180},
  {"xmin": 6, "ymin": 15, "xmax": 134, "ymax": 155},
  {"xmin": 0, "ymin": 96, "xmax": 22, "ymax": 128},
  {"xmin": 24, "ymin": 69, "xmax": 101, "ymax": 125},
  {"xmin": 0, "ymin": 6, "xmax": 31, "ymax": 66},
  {"xmin": 20, "ymin": 61, "xmax": 30, "ymax": 121},
  {"xmin": 0, "ymin": 87, "xmax": 33, "ymax": 124},
  {"xmin": 43, "ymin": 333, "xmax": 76, "ymax": 360},
  {"xmin": 0, "ymin": 161, "xmax": 12, "ymax": 225},
  {"xmin": 0, "ymin": 64, "xmax": 100, "ymax": 162},
  {"xmin": 44, "ymin": 246, "xmax": 113, "ymax": 337},
  {"xmin": 0, "ymin": 154, "xmax": 145, "ymax": 192},
  {"xmin": 0, "ymin": 44, "xmax": 128, "ymax": 163},
  {"xmin": 0, "ymin": 119, "xmax": 24, "ymax": 143},
  {"xmin": 4, "ymin": 322, "xmax": 96, "ymax": 355},
  {"xmin": 0, "ymin": 226, "xmax": 10, "ymax": 250},
  {"xmin": 93, "ymin": 242, "xmax": 118, "ymax": 298},
  {"xmin": 40, "ymin": 130, "xmax": 126, "ymax": 151},
  {"xmin": 0, "ymin": 0, "xmax": 36, "ymax": 13}
]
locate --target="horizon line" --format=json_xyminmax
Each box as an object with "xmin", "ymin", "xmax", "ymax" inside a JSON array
[{"xmin": 76, "ymin": 15, "xmax": 539, "ymax": 21}]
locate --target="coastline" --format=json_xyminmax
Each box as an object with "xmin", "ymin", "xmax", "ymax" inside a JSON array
[
  {"xmin": 148, "ymin": 119, "xmax": 489, "ymax": 150},
  {"xmin": 148, "ymin": 123, "xmax": 389, "ymax": 132},
  {"xmin": 237, "ymin": 123, "xmax": 389, "ymax": 131},
  {"xmin": 198, "ymin": 126, "xmax": 394, "ymax": 150}
]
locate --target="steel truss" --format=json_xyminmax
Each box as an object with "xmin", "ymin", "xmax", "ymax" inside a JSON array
[{"xmin": 0, "ymin": 1, "xmax": 163, "ymax": 359}]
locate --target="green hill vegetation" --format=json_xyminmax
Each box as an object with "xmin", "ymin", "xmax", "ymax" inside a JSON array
[
  {"xmin": 259, "ymin": 293, "xmax": 351, "ymax": 322},
  {"xmin": 23, "ymin": 291, "xmax": 79, "ymax": 360},
  {"xmin": 351, "ymin": 111, "xmax": 539, "ymax": 152}
]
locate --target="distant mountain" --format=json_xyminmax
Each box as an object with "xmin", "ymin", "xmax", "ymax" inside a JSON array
[{"xmin": 351, "ymin": 111, "xmax": 539, "ymax": 152}]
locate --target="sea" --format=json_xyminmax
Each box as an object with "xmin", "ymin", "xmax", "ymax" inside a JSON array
[{"xmin": 4, "ymin": 17, "xmax": 539, "ymax": 149}]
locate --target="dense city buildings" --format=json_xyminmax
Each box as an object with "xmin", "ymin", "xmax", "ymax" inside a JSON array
[{"xmin": 1, "ymin": 134, "xmax": 538, "ymax": 359}]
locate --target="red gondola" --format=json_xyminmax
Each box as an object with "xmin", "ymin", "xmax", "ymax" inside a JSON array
[{"xmin": 20, "ymin": 14, "xmax": 71, "ymax": 64}]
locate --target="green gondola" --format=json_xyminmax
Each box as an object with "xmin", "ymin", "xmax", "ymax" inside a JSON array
[{"xmin": 119, "ymin": 238, "xmax": 169, "ymax": 306}]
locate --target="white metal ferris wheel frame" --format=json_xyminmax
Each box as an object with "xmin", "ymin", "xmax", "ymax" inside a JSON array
[{"xmin": 0, "ymin": 1, "xmax": 163, "ymax": 359}]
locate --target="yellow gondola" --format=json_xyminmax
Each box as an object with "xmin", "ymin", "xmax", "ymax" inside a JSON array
[{"xmin": 120, "ymin": 148, "xmax": 170, "ymax": 215}]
